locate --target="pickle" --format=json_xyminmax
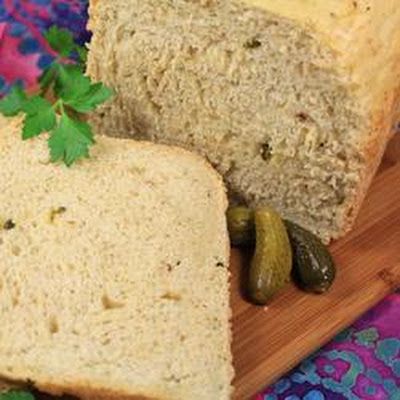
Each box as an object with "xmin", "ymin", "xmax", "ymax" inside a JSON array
[
  {"xmin": 226, "ymin": 206, "xmax": 255, "ymax": 246},
  {"xmin": 227, "ymin": 205, "xmax": 335, "ymax": 302},
  {"xmin": 248, "ymin": 208, "xmax": 292, "ymax": 304},
  {"xmin": 285, "ymin": 220, "xmax": 336, "ymax": 293}
]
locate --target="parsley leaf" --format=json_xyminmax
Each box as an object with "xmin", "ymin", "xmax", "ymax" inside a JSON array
[
  {"xmin": 76, "ymin": 45, "xmax": 88, "ymax": 66},
  {"xmin": 66, "ymin": 82, "xmax": 114, "ymax": 113},
  {"xmin": 22, "ymin": 96, "xmax": 53, "ymax": 115},
  {"xmin": 54, "ymin": 64, "xmax": 91, "ymax": 101},
  {"xmin": 21, "ymin": 96, "xmax": 56, "ymax": 139},
  {"xmin": 0, "ymin": 391, "xmax": 35, "ymax": 400},
  {"xmin": 49, "ymin": 114, "xmax": 95, "ymax": 166},
  {"xmin": 0, "ymin": 25, "xmax": 113, "ymax": 166},
  {"xmin": 55, "ymin": 65, "xmax": 113, "ymax": 113},
  {"xmin": 0, "ymin": 85, "xmax": 27, "ymax": 116},
  {"xmin": 44, "ymin": 26, "xmax": 75, "ymax": 57},
  {"xmin": 39, "ymin": 63, "xmax": 58, "ymax": 93}
]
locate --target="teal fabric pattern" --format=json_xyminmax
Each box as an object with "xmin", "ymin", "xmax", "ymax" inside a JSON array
[{"xmin": 256, "ymin": 294, "xmax": 400, "ymax": 399}]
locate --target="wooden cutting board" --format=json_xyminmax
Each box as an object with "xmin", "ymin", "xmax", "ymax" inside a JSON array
[{"xmin": 231, "ymin": 138, "xmax": 400, "ymax": 399}]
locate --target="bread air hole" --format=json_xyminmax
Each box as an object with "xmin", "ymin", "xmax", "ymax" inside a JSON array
[
  {"xmin": 49, "ymin": 206, "xmax": 67, "ymax": 223},
  {"xmin": 11, "ymin": 297, "xmax": 19, "ymax": 307},
  {"xmin": 161, "ymin": 292, "xmax": 182, "ymax": 301},
  {"xmin": 49, "ymin": 316, "xmax": 59, "ymax": 334},
  {"xmin": 163, "ymin": 374, "xmax": 182, "ymax": 384},
  {"xmin": 295, "ymin": 112, "xmax": 314, "ymax": 123},
  {"xmin": 11, "ymin": 284, "xmax": 20, "ymax": 307},
  {"xmin": 101, "ymin": 294, "xmax": 125, "ymax": 310},
  {"xmin": 11, "ymin": 245, "xmax": 21, "ymax": 256},
  {"xmin": 101, "ymin": 337, "xmax": 111, "ymax": 346}
]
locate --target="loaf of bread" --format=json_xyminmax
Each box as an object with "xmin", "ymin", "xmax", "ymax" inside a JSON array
[
  {"xmin": 0, "ymin": 116, "xmax": 233, "ymax": 400},
  {"xmin": 87, "ymin": 0, "xmax": 400, "ymax": 242}
]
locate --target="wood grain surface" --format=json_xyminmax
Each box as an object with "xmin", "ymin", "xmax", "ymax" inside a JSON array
[{"xmin": 231, "ymin": 135, "xmax": 400, "ymax": 399}]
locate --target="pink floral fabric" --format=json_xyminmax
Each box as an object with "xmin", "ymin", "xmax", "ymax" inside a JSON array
[{"xmin": 0, "ymin": 0, "xmax": 90, "ymax": 95}]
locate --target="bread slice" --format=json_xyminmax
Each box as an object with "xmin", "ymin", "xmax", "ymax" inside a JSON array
[
  {"xmin": 87, "ymin": 0, "xmax": 400, "ymax": 242},
  {"xmin": 0, "ymin": 116, "xmax": 233, "ymax": 400}
]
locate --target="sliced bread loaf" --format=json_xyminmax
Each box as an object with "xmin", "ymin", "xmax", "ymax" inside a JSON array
[
  {"xmin": 87, "ymin": 0, "xmax": 400, "ymax": 242},
  {"xmin": 0, "ymin": 116, "xmax": 233, "ymax": 400}
]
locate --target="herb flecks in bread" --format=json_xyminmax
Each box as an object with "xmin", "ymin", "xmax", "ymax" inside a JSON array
[
  {"xmin": 87, "ymin": 0, "xmax": 400, "ymax": 242},
  {"xmin": 0, "ymin": 26, "xmax": 113, "ymax": 167},
  {"xmin": 0, "ymin": 116, "xmax": 233, "ymax": 400}
]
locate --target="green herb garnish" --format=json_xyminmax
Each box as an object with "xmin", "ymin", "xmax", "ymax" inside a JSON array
[
  {"xmin": 0, "ymin": 26, "xmax": 113, "ymax": 166},
  {"xmin": 0, "ymin": 391, "xmax": 35, "ymax": 400}
]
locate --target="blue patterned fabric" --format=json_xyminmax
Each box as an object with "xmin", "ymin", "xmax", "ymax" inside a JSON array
[{"xmin": 257, "ymin": 295, "xmax": 400, "ymax": 399}]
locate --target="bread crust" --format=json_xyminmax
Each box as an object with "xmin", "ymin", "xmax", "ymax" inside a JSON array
[
  {"xmin": 0, "ymin": 375, "xmax": 159, "ymax": 400},
  {"xmin": 338, "ymin": 82, "xmax": 400, "ymax": 238},
  {"xmin": 36, "ymin": 381, "xmax": 161, "ymax": 400}
]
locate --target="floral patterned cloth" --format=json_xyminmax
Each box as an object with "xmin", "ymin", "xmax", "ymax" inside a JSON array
[
  {"xmin": 0, "ymin": 0, "xmax": 90, "ymax": 96},
  {"xmin": 0, "ymin": 1, "xmax": 399, "ymax": 399},
  {"xmin": 256, "ymin": 295, "xmax": 400, "ymax": 400}
]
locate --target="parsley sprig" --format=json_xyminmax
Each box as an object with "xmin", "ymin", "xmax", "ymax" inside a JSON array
[
  {"xmin": 0, "ymin": 391, "xmax": 35, "ymax": 400},
  {"xmin": 0, "ymin": 26, "xmax": 113, "ymax": 166}
]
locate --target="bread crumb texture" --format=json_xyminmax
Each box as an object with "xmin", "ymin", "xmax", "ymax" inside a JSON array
[
  {"xmin": 87, "ymin": 0, "xmax": 400, "ymax": 243},
  {"xmin": 0, "ymin": 116, "xmax": 233, "ymax": 400}
]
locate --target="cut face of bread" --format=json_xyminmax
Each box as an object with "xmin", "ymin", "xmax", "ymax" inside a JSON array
[
  {"xmin": 87, "ymin": 0, "xmax": 400, "ymax": 242},
  {"xmin": 0, "ymin": 117, "xmax": 233, "ymax": 400}
]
